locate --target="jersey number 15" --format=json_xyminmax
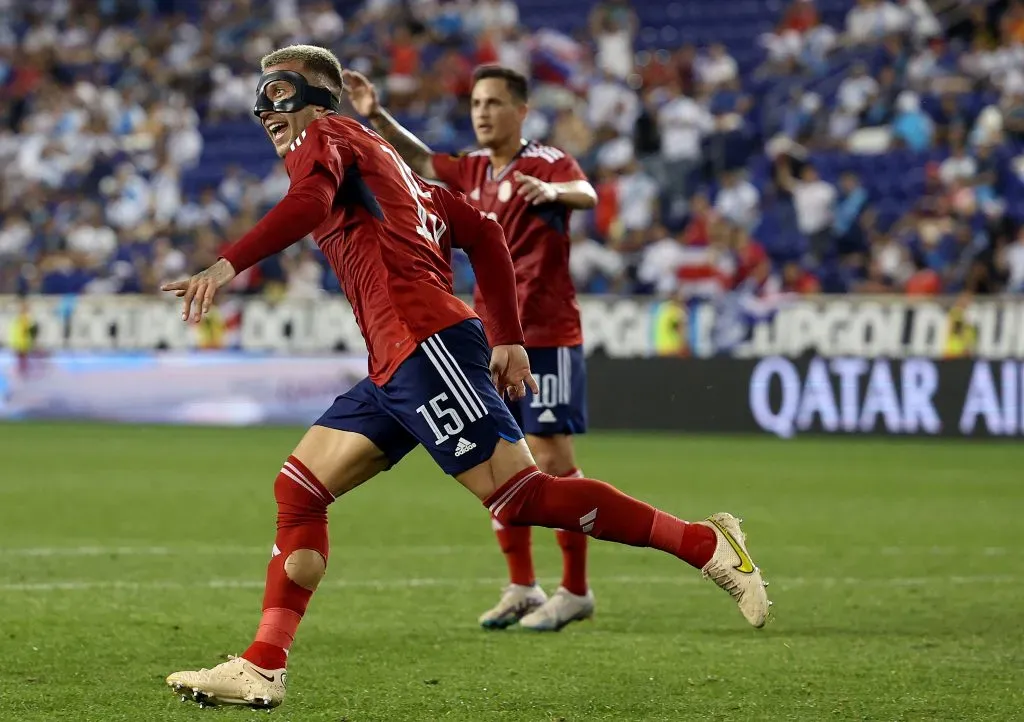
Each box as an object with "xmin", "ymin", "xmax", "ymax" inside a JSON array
[{"xmin": 379, "ymin": 144, "xmax": 447, "ymax": 248}]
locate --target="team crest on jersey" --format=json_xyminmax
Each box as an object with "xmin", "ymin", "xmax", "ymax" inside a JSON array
[{"xmin": 498, "ymin": 180, "xmax": 513, "ymax": 203}]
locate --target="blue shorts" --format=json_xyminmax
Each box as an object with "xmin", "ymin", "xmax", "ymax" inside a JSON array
[
  {"xmin": 316, "ymin": 319, "xmax": 524, "ymax": 476},
  {"xmin": 506, "ymin": 345, "xmax": 587, "ymax": 436}
]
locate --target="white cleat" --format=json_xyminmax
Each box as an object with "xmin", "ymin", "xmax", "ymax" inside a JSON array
[
  {"xmin": 519, "ymin": 586, "xmax": 595, "ymax": 632},
  {"xmin": 478, "ymin": 583, "xmax": 547, "ymax": 629},
  {"xmin": 166, "ymin": 655, "xmax": 286, "ymax": 709},
  {"xmin": 697, "ymin": 513, "xmax": 772, "ymax": 628}
]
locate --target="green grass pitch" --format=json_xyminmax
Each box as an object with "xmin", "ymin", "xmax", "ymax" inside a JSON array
[{"xmin": 1, "ymin": 422, "xmax": 1023, "ymax": 721}]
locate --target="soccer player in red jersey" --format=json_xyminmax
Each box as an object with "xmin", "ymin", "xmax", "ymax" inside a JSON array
[
  {"xmin": 345, "ymin": 65, "xmax": 601, "ymax": 632},
  {"xmin": 162, "ymin": 46, "xmax": 770, "ymax": 710}
]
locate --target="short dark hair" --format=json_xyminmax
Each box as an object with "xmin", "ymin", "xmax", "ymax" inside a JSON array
[{"xmin": 472, "ymin": 65, "xmax": 529, "ymax": 103}]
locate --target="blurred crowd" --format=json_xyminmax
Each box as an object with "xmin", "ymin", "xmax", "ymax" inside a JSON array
[{"xmin": 0, "ymin": 0, "xmax": 1023, "ymax": 302}]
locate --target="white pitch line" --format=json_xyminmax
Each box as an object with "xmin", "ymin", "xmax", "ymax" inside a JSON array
[
  {"xmin": 0, "ymin": 574, "xmax": 1019, "ymax": 594},
  {"xmin": 0, "ymin": 544, "xmax": 484, "ymax": 558},
  {"xmin": 0, "ymin": 544, "xmax": 1012, "ymax": 558}
]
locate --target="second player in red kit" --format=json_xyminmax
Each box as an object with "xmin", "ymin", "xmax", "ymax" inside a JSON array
[{"xmin": 347, "ymin": 65, "xmax": 600, "ymax": 631}]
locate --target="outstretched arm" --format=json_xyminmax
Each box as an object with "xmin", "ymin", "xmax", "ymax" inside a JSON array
[
  {"xmin": 162, "ymin": 170, "xmax": 335, "ymax": 322},
  {"xmin": 220, "ymin": 170, "xmax": 335, "ymax": 272},
  {"xmin": 514, "ymin": 172, "xmax": 597, "ymax": 210},
  {"xmin": 344, "ymin": 69, "xmax": 438, "ymax": 180}
]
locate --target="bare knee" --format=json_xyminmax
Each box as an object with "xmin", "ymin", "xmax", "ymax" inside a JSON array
[
  {"xmin": 526, "ymin": 434, "xmax": 575, "ymax": 476},
  {"xmin": 284, "ymin": 549, "xmax": 326, "ymax": 591}
]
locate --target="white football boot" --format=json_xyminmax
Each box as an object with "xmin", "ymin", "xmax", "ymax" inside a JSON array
[
  {"xmin": 478, "ymin": 583, "xmax": 547, "ymax": 629},
  {"xmin": 166, "ymin": 655, "xmax": 286, "ymax": 709},
  {"xmin": 697, "ymin": 513, "xmax": 772, "ymax": 628},
  {"xmin": 519, "ymin": 586, "xmax": 595, "ymax": 632}
]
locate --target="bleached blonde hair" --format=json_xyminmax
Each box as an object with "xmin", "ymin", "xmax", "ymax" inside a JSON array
[{"xmin": 261, "ymin": 44, "xmax": 344, "ymax": 97}]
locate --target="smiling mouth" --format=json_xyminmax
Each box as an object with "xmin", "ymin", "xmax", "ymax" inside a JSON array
[{"xmin": 266, "ymin": 121, "xmax": 288, "ymax": 143}]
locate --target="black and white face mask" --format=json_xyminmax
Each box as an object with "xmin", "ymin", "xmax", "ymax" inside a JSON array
[{"xmin": 252, "ymin": 70, "xmax": 341, "ymax": 117}]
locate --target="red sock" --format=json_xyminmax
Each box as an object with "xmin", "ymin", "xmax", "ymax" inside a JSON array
[
  {"xmin": 556, "ymin": 529, "xmax": 588, "ymax": 595},
  {"xmin": 555, "ymin": 468, "xmax": 588, "ymax": 596},
  {"xmin": 485, "ymin": 467, "xmax": 717, "ymax": 570},
  {"xmin": 242, "ymin": 456, "xmax": 333, "ymax": 670},
  {"xmin": 491, "ymin": 517, "xmax": 535, "ymax": 586}
]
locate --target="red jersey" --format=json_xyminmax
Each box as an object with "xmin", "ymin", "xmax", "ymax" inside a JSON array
[
  {"xmin": 432, "ymin": 140, "xmax": 586, "ymax": 348},
  {"xmin": 222, "ymin": 115, "xmax": 523, "ymax": 384}
]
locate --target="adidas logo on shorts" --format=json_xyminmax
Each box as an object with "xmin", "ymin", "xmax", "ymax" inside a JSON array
[
  {"xmin": 537, "ymin": 409, "xmax": 558, "ymax": 423},
  {"xmin": 454, "ymin": 437, "xmax": 477, "ymax": 457}
]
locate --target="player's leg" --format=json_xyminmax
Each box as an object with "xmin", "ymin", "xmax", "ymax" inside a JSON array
[
  {"xmin": 448, "ymin": 335, "xmax": 770, "ymax": 629},
  {"xmin": 481, "ymin": 345, "xmax": 592, "ymax": 630},
  {"xmin": 392, "ymin": 321, "xmax": 770, "ymax": 628},
  {"xmin": 458, "ymin": 436, "xmax": 771, "ymax": 628},
  {"xmin": 237, "ymin": 425, "xmax": 392, "ymax": 674},
  {"xmin": 478, "ymin": 391, "xmax": 545, "ymax": 629},
  {"xmin": 517, "ymin": 433, "xmax": 595, "ymax": 631},
  {"xmin": 514, "ymin": 343, "xmax": 593, "ymax": 631},
  {"xmin": 167, "ymin": 380, "xmax": 417, "ymax": 708}
]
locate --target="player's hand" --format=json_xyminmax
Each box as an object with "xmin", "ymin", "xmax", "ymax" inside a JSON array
[
  {"xmin": 514, "ymin": 172, "xmax": 558, "ymax": 206},
  {"xmin": 489, "ymin": 344, "xmax": 539, "ymax": 401},
  {"xmin": 342, "ymin": 69, "xmax": 380, "ymax": 118},
  {"xmin": 161, "ymin": 258, "xmax": 236, "ymax": 324}
]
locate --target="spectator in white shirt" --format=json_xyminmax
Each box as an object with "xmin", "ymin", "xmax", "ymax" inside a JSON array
[
  {"xmin": 177, "ymin": 188, "xmax": 231, "ymax": 230},
  {"xmin": 998, "ymin": 228, "xmax": 1024, "ymax": 292},
  {"xmin": 866, "ymin": 232, "xmax": 913, "ymax": 290},
  {"xmin": 466, "ymin": 0, "xmax": 519, "ymax": 33},
  {"xmin": 596, "ymin": 135, "xmax": 635, "ymax": 173},
  {"xmin": 939, "ymin": 138, "xmax": 977, "ymax": 187},
  {"xmin": 0, "ymin": 213, "xmax": 31, "ymax": 257},
  {"xmin": 261, "ymin": 165, "xmax": 291, "ymax": 206},
  {"xmin": 715, "ymin": 170, "xmax": 761, "ymax": 232},
  {"xmin": 569, "ymin": 227, "xmax": 625, "ymax": 291},
  {"xmin": 846, "ymin": 0, "xmax": 906, "ymax": 44},
  {"xmin": 777, "ymin": 160, "xmax": 837, "ymax": 261},
  {"xmin": 304, "ymin": 0, "xmax": 344, "ymax": 42},
  {"xmin": 658, "ymin": 83, "xmax": 713, "ymax": 216},
  {"xmin": 102, "ymin": 163, "xmax": 151, "ymax": 229},
  {"xmin": 151, "ymin": 162, "xmax": 183, "ymax": 224},
  {"xmin": 285, "ymin": 246, "xmax": 327, "ymax": 299},
  {"xmin": 218, "ymin": 164, "xmax": 253, "ymax": 212},
  {"xmin": 637, "ymin": 226, "xmax": 688, "ymax": 296},
  {"xmin": 658, "ymin": 86, "xmax": 712, "ymax": 164},
  {"xmin": 166, "ymin": 113, "xmax": 203, "ymax": 170},
  {"xmin": 837, "ymin": 62, "xmax": 879, "ymax": 116},
  {"xmin": 697, "ymin": 44, "xmax": 739, "ymax": 89},
  {"xmin": 616, "ymin": 160, "xmax": 660, "ymax": 232},
  {"xmin": 897, "ymin": 0, "xmax": 940, "ymax": 41},
  {"xmin": 589, "ymin": 0, "xmax": 637, "ymax": 79},
  {"xmin": 587, "ymin": 72, "xmax": 640, "ymax": 136},
  {"xmin": 208, "ymin": 64, "xmax": 261, "ymax": 120},
  {"xmin": 496, "ymin": 26, "xmax": 530, "ymax": 75},
  {"xmin": 829, "ymin": 88, "xmax": 865, "ymax": 147},
  {"xmin": 153, "ymin": 236, "xmax": 188, "ymax": 285},
  {"xmin": 66, "ymin": 206, "xmax": 117, "ymax": 263},
  {"xmin": 27, "ymin": 142, "xmax": 74, "ymax": 188}
]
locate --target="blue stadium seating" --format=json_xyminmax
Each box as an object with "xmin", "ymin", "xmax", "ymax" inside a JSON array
[{"xmin": 176, "ymin": 0, "xmax": 1024, "ymax": 270}]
